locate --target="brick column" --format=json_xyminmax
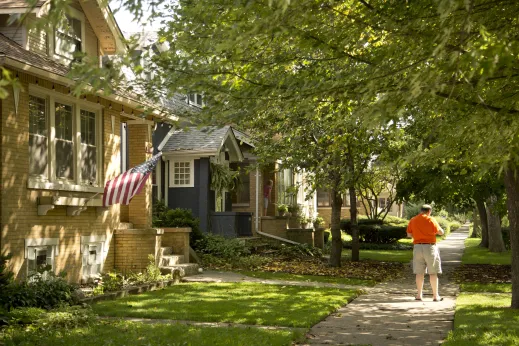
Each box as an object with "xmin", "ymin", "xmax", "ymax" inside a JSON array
[{"xmin": 127, "ymin": 123, "xmax": 152, "ymax": 228}]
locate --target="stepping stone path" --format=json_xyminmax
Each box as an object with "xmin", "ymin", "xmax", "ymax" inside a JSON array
[{"xmin": 303, "ymin": 227, "xmax": 468, "ymax": 346}]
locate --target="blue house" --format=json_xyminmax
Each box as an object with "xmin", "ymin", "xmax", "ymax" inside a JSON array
[{"xmin": 155, "ymin": 126, "xmax": 252, "ymax": 236}]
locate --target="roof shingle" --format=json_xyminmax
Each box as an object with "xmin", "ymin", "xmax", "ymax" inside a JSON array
[
  {"xmin": 0, "ymin": 1, "xmax": 46, "ymax": 9},
  {"xmin": 162, "ymin": 126, "xmax": 231, "ymax": 152}
]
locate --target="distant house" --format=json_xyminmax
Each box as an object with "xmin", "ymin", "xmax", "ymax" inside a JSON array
[{"xmin": 0, "ymin": 0, "xmax": 198, "ymax": 283}]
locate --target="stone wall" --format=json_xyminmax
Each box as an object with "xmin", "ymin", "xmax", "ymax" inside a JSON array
[
  {"xmin": 114, "ymin": 229, "xmax": 161, "ymax": 274},
  {"xmin": 287, "ymin": 229, "xmax": 314, "ymax": 247},
  {"xmin": 160, "ymin": 227, "xmax": 191, "ymax": 260},
  {"xmin": 260, "ymin": 217, "xmax": 288, "ymax": 239}
]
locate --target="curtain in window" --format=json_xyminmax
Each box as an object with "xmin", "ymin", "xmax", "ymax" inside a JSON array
[
  {"xmin": 29, "ymin": 96, "xmax": 48, "ymax": 176},
  {"xmin": 80, "ymin": 110, "xmax": 97, "ymax": 183}
]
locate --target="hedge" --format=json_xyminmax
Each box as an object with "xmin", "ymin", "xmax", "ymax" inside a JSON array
[{"xmin": 343, "ymin": 224, "xmax": 407, "ymax": 244}]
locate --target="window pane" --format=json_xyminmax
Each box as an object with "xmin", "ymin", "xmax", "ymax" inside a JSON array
[
  {"xmin": 55, "ymin": 103, "xmax": 74, "ymax": 180},
  {"xmin": 80, "ymin": 110, "xmax": 97, "ymax": 183},
  {"xmin": 55, "ymin": 16, "xmax": 82, "ymax": 60},
  {"xmin": 55, "ymin": 103, "xmax": 73, "ymax": 140},
  {"xmin": 29, "ymin": 96, "xmax": 48, "ymax": 176},
  {"xmin": 195, "ymin": 94, "xmax": 203, "ymax": 106},
  {"xmin": 317, "ymin": 189, "xmax": 330, "ymax": 207}
]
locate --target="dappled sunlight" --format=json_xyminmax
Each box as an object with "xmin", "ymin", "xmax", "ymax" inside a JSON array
[{"xmin": 92, "ymin": 282, "xmax": 356, "ymax": 327}]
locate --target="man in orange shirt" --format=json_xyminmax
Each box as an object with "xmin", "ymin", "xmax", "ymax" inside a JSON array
[{"xmin": 407, "ymin": 204, "xmax": 445, "ymax": 301}]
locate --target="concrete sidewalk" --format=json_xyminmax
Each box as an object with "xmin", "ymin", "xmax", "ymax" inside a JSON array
[{"xmin": 303, "ymin": 228, "xmax": 469, "ymax": 346}]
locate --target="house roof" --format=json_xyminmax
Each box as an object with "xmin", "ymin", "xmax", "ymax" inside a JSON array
[
  {"xmin": 232, "ymin": 128, "xmax": 254, "ymax": 147},
  {"xmin": 162, "ymin": 126, "xmax": 232, "ymax": 152},
  {"xmin": 0, "ymin": 34, "xmax": 69, "ymax": 76},
  {"xmin": 1, "ymin": 0, "xmax": 46, "ymax": 9}
]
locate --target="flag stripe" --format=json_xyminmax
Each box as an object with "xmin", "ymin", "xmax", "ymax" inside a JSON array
[{"xmin": 103, "ymin": 152, "xmax": 162, "ymax": 207}]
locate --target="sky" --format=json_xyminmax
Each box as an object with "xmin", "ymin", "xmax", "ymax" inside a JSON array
[{"xmin": 110, "ymin": 1, "xmax": 162, "ymax": 34}]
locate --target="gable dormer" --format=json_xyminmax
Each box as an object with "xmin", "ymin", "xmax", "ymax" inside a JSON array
[{"xmin": 0, "ymin": 0, "xmax": 125, "ymax": 63}]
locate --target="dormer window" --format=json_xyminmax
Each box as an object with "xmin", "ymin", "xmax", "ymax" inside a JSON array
[
  {"xmin": 55, "ymin": 15, "xmax": 82, "ymax": 60},
  {"xmin": 51, "ymin": 8, "xmax": 85, "ymax": 63},
  {"xmin": 187, "ymin": 93, "xmax": 204, "ymax": 107}
]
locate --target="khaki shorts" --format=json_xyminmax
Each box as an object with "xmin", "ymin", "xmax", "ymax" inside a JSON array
[{"xmin": 413, "ymin": 244, "xmax": 442, "ymax": 275}]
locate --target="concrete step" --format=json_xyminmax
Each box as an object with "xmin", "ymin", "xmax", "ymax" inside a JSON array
[
  {"xmin": 161, "ymin": 255, "xmax": 184, "ymax": 266},
  {"xmin": 159, "ymin": 247, "xmax": 174, "ymax": 256},
  {"xmin": 160, "ymin": 263, "xmax": 200, "ymax": 277},
  {"xmin": 117, "ymin": 222, "xmax": 134, "ymax": 230}
]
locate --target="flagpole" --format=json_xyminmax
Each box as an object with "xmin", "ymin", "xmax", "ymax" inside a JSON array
[{"xmin": 83, "ymin": 192, "xmax": 101, "ymax": 207}]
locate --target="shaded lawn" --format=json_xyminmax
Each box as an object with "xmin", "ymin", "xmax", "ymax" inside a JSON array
[
  {"xmin": 462, "ymin": 239, "xmax": 511, "ymax": 265},
  {"xmin": 1, "ymin": 320, "xmax": 304, "ymax": 346},
  {"xmin": 92, "ymin": 282, "xmax": 358, "ymax": 328},
  {"xmin": 341, "ymin": 249, "xmax": 413, "ymax": 263},
  {"xmin": 461, "ymin": 283, "xmax": 512, "ymax": 293},
  {"xmin": 444, "ymin": 293, "xmax": 519, "ymax": 346},
  {"xmin": 239, "ymin": 270, "xmax": 376, "ymax": 287}
]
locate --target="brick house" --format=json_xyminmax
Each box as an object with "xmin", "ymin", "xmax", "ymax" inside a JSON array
[{"xmin": 0, "ymin": 0, "xmax": 194, "ymax": 283}]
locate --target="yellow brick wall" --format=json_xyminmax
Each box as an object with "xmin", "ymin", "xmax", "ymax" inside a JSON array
[
  {"xmin": 260, "ymin": 217, "xmax": 288, "ymax": 239},
  {"xmin": 161, "ymin": 228, "xmax": 191, "ymax": 260},
  {"xmin": 114, "ymin": 230, "xmax": 160, "ymax": 274},
  {"xmin": 0, "ymin": 71, "xmax": 135, "ymax": 282},
  {"xmin": 127, "ymin": 123, "xmax": 152, "ymax": 228}
]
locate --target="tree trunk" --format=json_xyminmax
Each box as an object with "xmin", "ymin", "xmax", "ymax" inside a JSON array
[
  {"xmin": 349, "ymin": 186, "xmax": 360, "ymax": 262},
  {"xmin": 471, "ymin": 207, "xmax": 480, "ymax": 238},
  {"xmin": 504, "ymin": 166, "xmax": 519, "ymax": 309},
  {"xmin": 476, "ymin": 198, "xmax": 489, "ymax": 246},
  {"xmin": 328, "ymin": 188, "xmax": 343, "ymax": 267},
  {"xmin": 486, "ymin": 195, "xmax": 506, "ymax": 252}
]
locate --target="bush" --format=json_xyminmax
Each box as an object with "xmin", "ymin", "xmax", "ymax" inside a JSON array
[
  {"xmin": 449, "ymin": 221, "xmax": 461, "ymax": 232},
  {"xmin": 0, "ymin": 271, "xmax": 79, "ymax": 311},
  {"xmin": 383, "ymin": 215, "xmax": 409, "ymax": 226},
  {"xmin": 342, "ymin": 224, "xmax": 407, "ymax": 244},
  {"xmin": 153, "ymin": 203, "xmax": 204, "ymax": 248},
  {"xmin": 195, "ymin": 233, "xmax": 251, "ymax": 260},
  {"xmin": 5, "ymin": 306, "xmax": 95, "ymax": 329},
  {"xmin": 99, "ymin": 272, "xmax": 124, "ymax": 292},
  {"xmin": 404, "ymin": 201, "xmax": 424, "ymax": 219},
  {"xmin": 0, "ymin": 254, "xmax": 13, "ymax": 288},
  {"xmin": 276, "ymin": 243, "xmax": 323, "ymax": 258},
  {"xmin": 235, "ymin": 255, "xmax": 270, "ymax": 270},
  {"xmin": 126, "ymin": 255, "xmax": 172, "ymax": 286},
  {"xmin": 340, "ymin": 218, "xmax": 383, "ymax": 231},
  {"xmin": 433, "ymin": 216, "xmax": 450, "ymax": 236}
]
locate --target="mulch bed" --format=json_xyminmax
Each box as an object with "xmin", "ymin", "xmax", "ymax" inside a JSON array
[
  {"xmin": 453, "ymin": 264, "xmax": 512, "ymax": 284},
  {"xmin": 205, "ymin": 256, "xmax": 406, "ymax": 282}
]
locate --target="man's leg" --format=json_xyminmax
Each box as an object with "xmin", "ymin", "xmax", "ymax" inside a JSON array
[
  {"xmin": 416, "ymin": 274, "xmax": 424, "ymax": 299},
  {"xmin": 430, "ymin": 274, "xmax": 440, "ymax": 300}
]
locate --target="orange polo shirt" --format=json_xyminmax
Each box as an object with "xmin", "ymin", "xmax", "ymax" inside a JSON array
[{"xmin": 407, "ymin": 213, "xmax": 442, "ymax": 244}]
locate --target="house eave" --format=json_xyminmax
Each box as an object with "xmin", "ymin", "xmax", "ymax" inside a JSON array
[{"xmin": 2, "ymin": 57, "xmax": 178, "ymax": 122}]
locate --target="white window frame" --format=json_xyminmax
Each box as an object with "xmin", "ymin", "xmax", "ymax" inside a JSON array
[
  {"xmin": 81, "ymin": 235, "xmax": 106, "ymax": 281},
  {"xmin": 169, "ymin": 159, "xmax": 194, "ymax": 188},
  {"xmin": 187, "ymin": 93, "xmax": 204, "ymax": 107},
  {"xmin": 27, "ymin": 85, "xmax": 103, "ymax": 192},
  {"xmin": 25, "ymin": 238, "xmax": 59, "ymax": 276},
  {"xmin": 49, "ymin": 6, "xmax": 86, "ymax": 64}
]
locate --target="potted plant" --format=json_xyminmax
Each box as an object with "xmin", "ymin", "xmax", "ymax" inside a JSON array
[
  {"xmin": 299, "ymin": 214, "xmax": 311, "ymax": 229},
  {"xmin": 312, "ymin": 215, "xmax": 325, "ymax": 229},
  {"xmin": 276, "ymin": 203, "xmax": 289, "ymax": 217},
  {"xmin": 287, "ymin": 204, "xmax": 300, "ymax": 217}
]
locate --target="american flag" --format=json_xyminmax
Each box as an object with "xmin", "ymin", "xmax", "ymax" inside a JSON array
[{"xmin": 103, "ymin": 152, "xmax": 162, "ymax": 207}]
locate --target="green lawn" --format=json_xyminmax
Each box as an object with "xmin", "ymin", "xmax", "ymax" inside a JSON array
[
  {"xmin": 460, "ymin": 283, "xmax": 512, "ymax": 293},
  {"xmin": 341, "ymin": 249, "xmax": 413, "ymax": 263},
  {"xmin": 1, "ymin": 320, "xmax": 304, "ymax": 346},
  {"xmin": 444, "ymin": 293, "xmax": 519, "ymax": 345},
  {"xmin": 462, "ymin": 239, "xmax": 511, "ymax": 265},
  {"xmin": 239, "ymin": 270, "xmax": 376, "ymax": 287},
  {"xmin": 92, "ymin": 282, "xmax": 358, "ymax": 328}
]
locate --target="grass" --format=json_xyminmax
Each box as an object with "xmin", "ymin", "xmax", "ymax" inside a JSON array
[
  {"xmin": 1, "ymin": 320, "xmax": 304, "ymax": 346},
  {"xmin": 239, "ymin": 270, "xmax": 376, "ymax": 287},
  {"xmin": 444, "ymin": 293, "xmax": 519, "ymax": 345},
  {"xmin": 92, "ymin": 282, "xmax": 358, "ymax": 328},
  {"xmin": 462, "ymin": 238, "xmax": 511, "ymax": 265},
  {"xmin": 341, "ymin": 249, "xmax": 413, "ymax": 263},
  {"xmin": 460, "ymin": 282, "xmax": 512, "ymax": 293}
]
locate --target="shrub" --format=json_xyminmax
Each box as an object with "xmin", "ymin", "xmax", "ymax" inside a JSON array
[
  {"xmin": 343, "ymin": 224, "xmax": 407, "ymax": 244},
  {"xmin": 0, "ymin": 254, "xmax": 13, "ymax": 288},
  {"xmin": 340, "ymin": 218, "xmax": 383, "ymax": 231},
  {"xmin": 100, "ymin": 272, "xmax": 124, "ymax": 292},
  {"xmin": 449, "ymin": 221, "xmax": 461, "ymax": 232},
  {"xmin": 235, "ymin": 255, "xmax": 270, "ymax": 270},
  {"xmin": 195, "ymin": 233, "xmax": 251, "ymax": 260},
  {"xmin": 276, "ymin": 243, "xmax": 322, "ymax": 258},
  {"xmin": 5, "ymin": 306, "xmax": 95, "ymax": 329},
  {"xmin": 383, "ymin": 215, "xmax": 409, "ymax": 226},
  {"xmin": 153, "ymin": 203, "xmax": 204, "ymax": 248},
  {"xmin": 0, "ymin": 272, "xmax": 79, "ymax": 311},
  {"xmin": 126, "ymin": 255, "xmax": 172, "ymax": 286},
  {"xmin": 433, "ymin": 216, "xmax": 450, "ymax": 236},
  {"xmin": 404, "ymin": 201, "xmax": 424, "ymax": 219},
  {"xmin": 5, "ymin": 307, "xmax": 46, "ymax": 325},
  {"xmin": 342, "ymin": 242, "xmax": 412, "ymax": 250}
]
